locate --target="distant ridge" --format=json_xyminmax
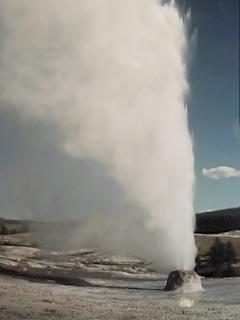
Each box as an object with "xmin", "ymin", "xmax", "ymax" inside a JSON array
[
  {"xmin": 196, "ymin": 207, "xmax": 240, "ymax": 234},
  {"xmin": 1, "ymin": 207, "xmax": 240, "ymax": 235}
]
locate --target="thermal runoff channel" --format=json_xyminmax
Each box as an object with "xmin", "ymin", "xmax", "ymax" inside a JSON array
[{"xmin": 0, "ymin": 0, "xmax": 196, "ymax": 272}]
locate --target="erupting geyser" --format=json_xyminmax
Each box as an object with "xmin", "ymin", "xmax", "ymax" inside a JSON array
[{"xmin": 0, "ymin": 0, "xmax": 196, "ymax": 272}]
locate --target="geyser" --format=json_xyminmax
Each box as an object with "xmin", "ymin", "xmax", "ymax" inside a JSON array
[{"xmin": 0, "ymin": 0, "xmax": 196, "ymax": 272}]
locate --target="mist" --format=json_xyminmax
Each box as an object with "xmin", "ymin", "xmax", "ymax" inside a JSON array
[{"xmin": 0, "ymin": 0, "xmax": 196, "ymax": 272}]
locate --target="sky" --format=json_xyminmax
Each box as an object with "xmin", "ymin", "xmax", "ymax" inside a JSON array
[
  {"xmin": 0, "ymin": 0, "xmax": 239, "ymax": 220},
  {"xmin": 178, "ymin": 0, "xmax": 239, "ymax": 212}
]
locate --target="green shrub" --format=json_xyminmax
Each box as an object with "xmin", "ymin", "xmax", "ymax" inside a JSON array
[
  {"xmin": 0, "ymin": 223, "xmax": 8, "ymax": 235},
  {"xmin": 208, "ymin": 238, "xmax": 237, "ymax": 274}
]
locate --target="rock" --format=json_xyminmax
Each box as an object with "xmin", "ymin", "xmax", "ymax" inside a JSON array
[{"xmin": 164, "ymin": 270, "xmax": 203, "ymax": 292}]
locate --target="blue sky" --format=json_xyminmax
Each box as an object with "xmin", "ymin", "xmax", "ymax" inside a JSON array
[{"xmin": 178, "ymin": 0, "xmax": 239, "ymax": 212}]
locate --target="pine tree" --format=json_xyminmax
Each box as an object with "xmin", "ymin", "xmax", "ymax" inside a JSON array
[
  {"xmin": 209, "ymin": 238, "xmax": 225, "ymax": 272},
  {"xmin": 0, "ymin": 222, "xmax": 8, "ymax": 235},
  {"xmin": 225, "ymin": 241, "xmax": 237, "ymax": 270}
]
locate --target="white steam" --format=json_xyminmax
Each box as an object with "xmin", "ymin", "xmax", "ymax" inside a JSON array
[{"xmin": 0, "ymin": 0, "xmax": 196, "ymax": 271}]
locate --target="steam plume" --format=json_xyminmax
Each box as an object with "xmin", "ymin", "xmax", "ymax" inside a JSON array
[{"xmin": 0, "ymin": 0, "xmax": 196, "ymax": 271}]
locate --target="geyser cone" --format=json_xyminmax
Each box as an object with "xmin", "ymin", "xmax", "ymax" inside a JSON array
[{"xmin": 164, "ymin": 270, "xmax": 203, "ymax": 292}]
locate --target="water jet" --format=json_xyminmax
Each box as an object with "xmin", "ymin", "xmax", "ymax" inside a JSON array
[{"xmin": 0, "ymin": 0, "xmax": 196, "ymax": 273}]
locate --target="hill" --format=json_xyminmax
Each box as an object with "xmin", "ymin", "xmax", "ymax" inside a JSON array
[{"xmin": 196, "ymin": 207, "xmax": 240, "ymax": 234}]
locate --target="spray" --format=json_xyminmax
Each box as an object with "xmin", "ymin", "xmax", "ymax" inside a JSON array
[{"xmin": 0, "ymin": 0, "xmax": 196, "ymax": 272}]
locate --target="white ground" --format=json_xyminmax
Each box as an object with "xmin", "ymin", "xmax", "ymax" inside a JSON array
[
  {"xmin": 0, "ymin": 274, "xmax": 239, "ymax": 320},
  {"xmin": 0, "ymin": 241, "xmax": 239, "ymax": 319}
]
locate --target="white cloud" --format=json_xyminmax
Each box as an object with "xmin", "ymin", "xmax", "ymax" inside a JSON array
[{"xmin": 202, "ymin": 166, "xmax": 240, "ymax": 179}]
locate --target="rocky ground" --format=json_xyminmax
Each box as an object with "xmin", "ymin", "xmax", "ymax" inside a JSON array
[
  {"xmin": 0, "ymin": 274, "xmax": 240, "ymax": 320},
  {"xmin": 0, "ymin": 233, "xmax": 239, "ymax": 319}
]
